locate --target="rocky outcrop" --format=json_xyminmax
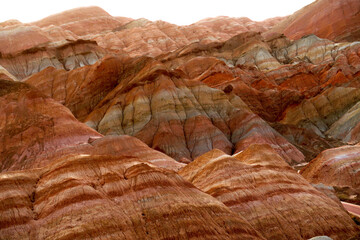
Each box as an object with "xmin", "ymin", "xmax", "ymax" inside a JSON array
[
  {"xmin": 179, "ymin": 144, "xmax": 359, "ymax": 240},
  {"xmin": 162, "ymin": 32, "xmax": 360, "ymax": 124},
  {"xmin": 88, "ymin": 15, "xmax": 283, "ymax": 58},
  {"xmin": 25, "ymin": 55, "xmax": 126, "ymax": 121},
  {"xmin": 280, "ymin": 86, "xmax": 360, "ymax": 142},
  {"xmin": 271, "ymin": 123, "xmax": 343, "ymax": 162},
  {"xmin": 301, "ymin": 145, "xmax": 360, "ymax": 204},
  {"xmin": 0, "ymin": 79, "xmax": 101, "ymax": 171},
  {"xmin": 265, "ymin": 0, "xmax": 360, "ymax": 42},
  {"xmin": 80, "ymin": 57, "xmax": 304, "ymax": 164},
  {"xmin": 0, "ymin": 7, "xmax": 284, "ymax": 79},
  {"xmin": 0, "ymin": 79, "xmax": 183, "ymax": 172},
  {"xmin": 0, "ymin": 152, "xmax": 264, "ymax": 240},
  {"xmin": 32, "ymin": 6, "xmax": 131, "ymax": 36}
]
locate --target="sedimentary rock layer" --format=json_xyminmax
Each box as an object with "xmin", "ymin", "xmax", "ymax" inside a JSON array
[
  {"xmin": 25, "ymin": 55, "xmax": 126, "ymax": 121},
  {"xmin": 0, "ymin": 79, "xmax": 101, "ymax": 172},
  {"xmin": 0, "ymin": 153, "xmax": 264, "ymax": 240},
  {"xmin": 301, "ymin": 145, "xmax": 360, "ymax": 203},
  {"xmin": 0, "ymin": 79, "xmax": 183, "ymax": 172},
  {"xmin": 264, "ymin": 0, "xmax": 360, "ymax": 42},
  {"xmin": 81, "ymin": 57, "xmax": 304, "ymax": 164},
  {"xmin": 179, "ymin": 144, "xmax": 359, "ymax": 240}
]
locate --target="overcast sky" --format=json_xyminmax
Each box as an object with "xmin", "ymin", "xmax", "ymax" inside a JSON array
[{"xmin": 0, "ymin": 0, "xmax": 315, "ymax": 25}]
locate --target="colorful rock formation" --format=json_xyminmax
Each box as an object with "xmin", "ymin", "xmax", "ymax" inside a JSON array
[
  {"xmin": 0, "ymin": 153, "xmax": 264, "ymax": 240},
  {"xmin": 265, "ymin": 0, "xmax": 360, "ymax": 42},
  {"xmin": 80, "ymin": 57, "xmax": 304, "ymax": 164},
  {"xmin": 25, "ymin": 55, "xmax": 126, "ymax": 121},
  {"xmin": 1, "ymin": 2, "xmax": 360, "ymax": 239},
  {"xmin": 0, "ymin": 79, "xmax": 183, "ymax": 172},
  {"xmin": 301, "ymin": 145, "xmax": 360, "ymax": 204},
  {"xmin": 179, "ymin": 144, "xmax": 359, "ymax": 240},
  {"xmin": 0, "ymin": 79, "xmax": 101, "ymax": 171}
]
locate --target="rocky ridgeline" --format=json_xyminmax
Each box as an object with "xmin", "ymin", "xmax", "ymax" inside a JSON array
[{"xmin": 0, "ymin": 0, "xmax": 360, "ymax": 239}]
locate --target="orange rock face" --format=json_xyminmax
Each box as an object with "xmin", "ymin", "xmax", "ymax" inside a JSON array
[
  {"xmin": 179, "ymin": 145, "xmax": 359, "ymax": 240},
  {"xmin": 301, "ymin": 145, "xmax": 360, "ymax": 204},
  {"xmin": 265, "ymin": 0, "xmax": 360, "ymax": 42},
  {"xmin": 25, "ymin": 55, "xmax": 126, "ymax": 121},
  {"xmin": 78, "ymin": 57, "xmax": 304, "ymax": 164},
  {"xmin": 0, "ymin": 153, "xmax": 264, "ymax": 240},
  {"xmin": 0, "ymin": 79, "xmax": 101, "ymax": 171},
  {"xmin": 32, "ymin": 6, "xmax": 130, "ymax": 36},
  {"xmin": 0, "ymin": 79, "xmax": 183, "ymax": 172},
  {"xmin": 1, "ymin": 3, "xmax": 360, "ymax": 239}
]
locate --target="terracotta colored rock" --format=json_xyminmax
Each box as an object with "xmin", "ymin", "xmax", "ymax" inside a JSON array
[
  {"xmin": 0, "ymin": 33, "xmax": 106, "ymax": 80},
  {"xmin": 0, "ymin": 79, "xmax": 184, "ymax": 172},
  {"xmin": 0, "ymin": 65, "xmax": 17, "ymax": 81},
  {"xmin": 280, "ymin": 86, "xmax": 360, "ymax": 140},
  {"xmin": 165, "ymin": 33, "xmax": 360, "ymax": 123},
  {"xmin": 32, "ymin": 6, "xmax": 128, "ymax": 36},
  {"xmin": 0, "ymin": 153, "xmax": 264, "ymax": 240},
  {"xmin": 179, "ymin": 144, "xmax": 359, "ymax": 240},
  {"xmin": 265, "ymin": 0, "xmax": 360, "ymax": 42},
  {"xmin": 35, "ymin": 135, "xmax": 185, "ymax": 173},
  {"xmin": 0, "ymin": 79, "xmax": 101, "ymax": 172},
  {"xmin": 326, "ymin": 101, "xmax": 360, "ymax": 144},
  {"xmin": 301, "ymin": 145, "xmax": 360, "ymax": 204},
  {"xmin": 83, "ymin": 58, "xmax": 304, "ymax": 164},
  {"xmin": 271, "ymin": 123, "xmax": 343, "ymax": 162},
  {"xmin": 25, "ymin": 55, "xmax": 126, "ymax": 121}
]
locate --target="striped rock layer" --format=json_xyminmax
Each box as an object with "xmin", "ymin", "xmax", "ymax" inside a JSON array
[
  {"xmin": 0, "ymin": 153, "xmax": 264, "ymax": 240},
  {"xmin": 179, "ymin": 144, "xmax": 359, "ymax": 240},
  {"xmin": 80, "ymin": 57, "xmax": 304, "ymax": 164},
  {"xmin": 265, "ymin": 0, "xmax": 360, "ymax": 42},
  {"xmin": 301, "ymin": 145, "xmax": 360, "ymax": 204},
  {"xmin": 0, "ymin": 79, "xmax": 183, "ymax": 172},
  {"xmin": 0, "ymin": 6, "xmax": 283, "ymax": 80}
]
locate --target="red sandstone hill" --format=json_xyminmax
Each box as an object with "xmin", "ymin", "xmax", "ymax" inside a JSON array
[
  {"xmin": 1, "ymin": 2, "xmax": 360, "ymax": 239},
  {"xmin": 264, "ymin": 0, "xmax": 360, "ymax": 42}
]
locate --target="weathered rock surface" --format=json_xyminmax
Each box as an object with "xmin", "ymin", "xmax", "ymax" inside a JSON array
[
  {"xmin": 80, "ymin": 57, "xmax": 304, "ymax": 164},
  {"xmin": 0, "ymin": 79, "xmax": 101, "ymax": 171},
  {"xmin": 0, "ymin": 79, "xmax": 183, "ymax": 172},
  {"xmin": 25, "ymin": 55, "xmax": 126, "ymax": 121},
  {"xmin": 0, "ymin": 3, "xmax": 360, "ymax": 239},
  {"xmin": 0, "ymin": 153, "xmax": 264, "ymax": 240},
  {"xmin": 280, "ymin": 86, "xmax": 360, "ymax": 142},
  {"xmin": 265, "ymin": 0, "xmax": 360, "ymax": 42},
  {"xmin": 0, "ymin": 7, "xmax": 284, "ymax": 79},
  {"xmin": 32, "ymin": 6, "xmax": 131, "ymax": 36},
  {"xmin": 301, "ymin": 145, "xmax": 360, "ymax": 204},
  {"xmin": 162, "ymin": 33, "xmax": 360, "ymax": 123},
  {"xmin": 271, "ymin": 123, "xmax": 343, "ymax": 162},
  {"xmin": 179, "ymin": 144, "xmax": 359, "ymax": 240}
]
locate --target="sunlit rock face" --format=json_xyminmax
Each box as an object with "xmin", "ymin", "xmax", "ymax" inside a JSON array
[
  {"xmin": 264, "ymin": 0, "xmax": 360, "ymax": 42},
  {"xmin": 0, "ymin": 153, "xmax": 264, "ymax": 240},
  {"xmin": 301, "ymin": 145, "xmax": 360, "ymax": 204},
  {"xmin": 179, "ymin": 144, "xmax": 359, "ymax": 240}
]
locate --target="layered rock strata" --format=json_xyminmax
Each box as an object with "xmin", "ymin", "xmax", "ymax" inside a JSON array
[
  {"xmin": 81, "ymin": 58, "xmax": 304, "ymax": 164},
  {"xmin": 0, "ymin": 79, "xmax": 183, "ymax": 172},
  {"xmin": 265, "ymin": 0, "xmax": 360, "ymax": 42},
  {"xmin": 179, "ymin": 144, "xmax": 359, "ymax": 240},
  {"xmin": 0, "ymin": 153, "xmax": 264, "ymax": 240},
  {"xmin": 301, "ymin": 145, "xmax": 360, "ymax": 204}
]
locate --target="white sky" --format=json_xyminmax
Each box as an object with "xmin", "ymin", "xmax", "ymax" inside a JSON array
[{"xmin": 0, "ymin": 0, "xmax": 315, "ymax": 25}]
